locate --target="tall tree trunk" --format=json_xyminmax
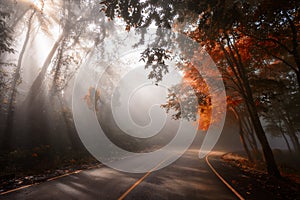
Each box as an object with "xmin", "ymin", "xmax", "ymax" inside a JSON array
[
  {"xmin": 230, "ymin": 107, "xmax": 253, "ymax": 162},
  {"xmin": 280, "ymin": 110, "xmax": 300, "ymax": 153},
  {"xmin": 286, "ymin": 125, "xmax": 300, "ymax": 154},
  {"xmin": 289, "ymin": 132, "xmax": 300, "ymax": 153},
  {"xmin": 1, "ymin": 11, "xmax": 35, "ymax": 151},
  {"xmin": 240, "ymin": 130, "xmax": 253, "ymax": 162},
  {"xmin": 246, "ymin": 99, "xmax": 281, "ymax": 177},
  {"xmin": 23, "ymin": 32, "xmax": 64, "ymax": 106},
  {"xmin": 296, "ymin": 70, "xmax": 300, "ymax": 87},
  {"xmin": 281, "ymin": 132, "xmax": 292, "ymax": 153},
  {"xmin": 11, "ymin": 7, "xmax": 31, "ymax": 29},
  {"xmin": 273, "ymin": 117, "xmax": 292, "ymax": 154},
  {"xmin": 57, "ymin": 95, "xmax": 82, "ymax": 150},
  {"xmin": 242, "ymin": 115, "xmax": 261, "ymax": 160},
  {"xmin": 225, "ymin": 35, "xmax": 281, "ymax": 177}
]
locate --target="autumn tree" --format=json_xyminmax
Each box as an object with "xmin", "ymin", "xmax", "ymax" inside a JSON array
[
  {"xmin": 101, "ymin": 0, "xmax": 290, "ymax": 177},
  {"xmin": 236, "ymin": 0, "xmax": 300, "ymax": 87},
  {"xmin": 0, "ymin": 1, "xmax": 14, "ymax": 55}
]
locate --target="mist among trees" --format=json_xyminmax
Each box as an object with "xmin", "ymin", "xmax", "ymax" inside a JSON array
[{"xmin": 0, "ymin": 0, "xmax": 299, "ymax": 182}]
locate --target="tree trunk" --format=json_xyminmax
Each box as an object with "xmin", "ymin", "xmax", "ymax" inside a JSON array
[
  {"xmin": 228, "ymin": 36, "xmax": 281, "ymax": 177},
  {"xmin": 281, "ymin": 131, "xmax": 292, "ymax": 153},
  {"xmin": 1, "ymin": 11, "xmax": 35, "ymax": 151},
  {"xmin": 275, "ymin": 117, "xmax": 292, "ymax": 153},
  {"xmin": 289, "ymin": 132, "xmax": 300, "ymax": 153},
  {"xmin": 241, "ymin": 114, "xmax": 261, "ymax": 162},
  {"xmin": 296, "ymin": 70, "xmax": 300, "ymax": 88},
  {"xmin": 280, "ymin": 110, "xmax": 300, "ymax": 153},
  {"xmin": 247, "ymin": 100, "xmax": 281, "ymax": 177},
  {"xmin": 57, "ymin": 95, "xmax": 82, "ymax": 150},
  {"xmin": 23, "ymin": 33, "xmax": 64, "ymax": 106},
  {"xmin": 221, "ymin": 37, "xmax": 280, "ymax": 177},
  {"xmin": 230, "ymin": 107, "xmax": 253, "ymax": 162},
  {"xmin": 240, "ymin": 130, "xmax": 253, "ymax": 162}
]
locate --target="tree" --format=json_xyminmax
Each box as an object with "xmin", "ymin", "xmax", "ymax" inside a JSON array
[
  {"xmin": 0, "ymin": 1, "xmax": 15, "ymax": 112},
  {"xmin": 0, "ymin": 0, "xmax": 111, "ymax": 150},
  {"xmin": 24, "ymin": 0, "xmax": 108, "ymax": 105},
  {"xmin": 238, "ymin": 0, "xmax": 300, "ymax": 86},
  {"xmin": 0, "ymin": 3, "xmax": 14, "ymax": 55},
  {"xmin": 193, "ymin": 24, "xmax": 281, "ymax": 178},
  {"xmin": 101, "ymin": 0, "xmax": 286, "ymax": 177},
  {"xmin": 2, "ymin": 10, "xmax": 36, "ymax": 150},
  {"xmin": 257, "ymin": 80, "xmax": 300, "ymax": 153}
]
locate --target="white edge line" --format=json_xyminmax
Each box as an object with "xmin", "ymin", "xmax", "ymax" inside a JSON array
[{"xmin": 205, "ymin": 153, "xmax": 245, "ymax": 200}]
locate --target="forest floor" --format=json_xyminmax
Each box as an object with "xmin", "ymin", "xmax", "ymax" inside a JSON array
[
  {"xmin": 209, "ymin": 151, "xmax": 300, "ymax": 200},
  {"xmin": 0, "ymin": 148, "xmax": 100, "ymax": 194}
]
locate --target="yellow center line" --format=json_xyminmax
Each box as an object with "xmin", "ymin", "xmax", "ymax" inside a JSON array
[
  {"xmin": 46, "ymin": 170, "xmax": 82, "ymax": 181},
  {"xmin": 0, "ymin": 184, "xmax": 35, "ymax": 196},
  {"xmin": 0, "ymin": 170, "xmax": 82, "ymax": 196},
  {"xmin": 0, "ymin": 163, "xmax": 104, "ymax": 196},
  {"xmin": 118, "ymin": 155, "xmax": 172, "ymax": 200}
]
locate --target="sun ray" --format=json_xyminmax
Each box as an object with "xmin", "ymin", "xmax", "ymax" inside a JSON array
[
  {"xmin": 19, "ymin": 0, "xmax": 44, "ymax": 11},
  {"xmin": 32, "ymin": 0, "xmax": 44, "ymax": 11}
]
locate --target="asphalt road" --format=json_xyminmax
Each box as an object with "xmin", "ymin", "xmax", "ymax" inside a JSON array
[{"xmin": 0, "ymin": 148, "xmax": 237, "ymax": 200}]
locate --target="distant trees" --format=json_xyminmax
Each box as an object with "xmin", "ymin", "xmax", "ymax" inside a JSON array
[
  {"xmin": 257, "ymin": 79, "xmax": 300, "ymax": 154},
  {"xmin": 0, "ymin": 0, "xmax": 15, "ymax": 95},
  {"xmin": 0, "ymin": 0, "xmax": 16, "ymax": 150},
  {"xmin": 102, "ymin": 0, "xmax": 300, "ymax": 178},
  {"xmin": 0, "ymin": 3, "xmax": 14, "ymax": 55},
  {"xmin": 0, "ymin": 0, "xmax": 298, "ymax": 178},
  {"xmin": 0, "ymin": 0, "xmax": 109, "ymax": 151},
  {"xmin": 3, "ymin": 10, "xmax": 36, "ymax": 150}
]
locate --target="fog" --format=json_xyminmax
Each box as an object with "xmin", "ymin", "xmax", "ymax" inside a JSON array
[{"xmin": 0, "ymin": 0, "xmax": 297, "ymax": 173}]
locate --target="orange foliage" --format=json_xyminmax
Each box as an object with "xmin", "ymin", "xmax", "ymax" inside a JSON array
[
  {"xmin": 84, "ymin": 87, "xmax": 101, "ymax": 111},
  {"xmin": 198, "ymin": 103, "xmax": 212, "ymax": 131},
  {"xmin": 235, "ymin": 36, "xmax": 253, "ymax": 62},
  {"xmin": 182, "ymin": 28, "xmax": 252, "ymax": 130},
  {"xmin": 226, "ymin": 96, "xmax": 243, "ymax": 107},
  {"xmin": 181, "ymin": 62, "xmax": 212, "ymax": 131}
]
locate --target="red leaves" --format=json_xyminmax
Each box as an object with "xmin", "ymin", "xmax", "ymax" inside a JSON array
[
  {"xmin": 32, "ymin": 153, "xmax": 38, "ymax": 157},
  {"xmin": 227, "ymin": 96, "xmax": 243, "ymax": 107},
  {"xmin": 125, "ymin": 25, "xmax": 131, "ymax": 32},
  {"xmin": 180, "ymin": 62, "xmax": 214, "ymax": 131}
]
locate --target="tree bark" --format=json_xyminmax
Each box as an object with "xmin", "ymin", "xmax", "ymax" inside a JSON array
[
  {"xmin": 246, "ymin": 99, "xmax": 281, "ymax": 177},
  {"xmin": 272, "ymin": 117, "xmax": 293, "ymax": 154},
  {"xmin": 226, "ymin": 35, "xmax": 281, "ymax": 177},
  {"xmin": 1, "ymin": 11, "xmax": 35, "ymax": 151},
  {"xmin": 230, "ymin": 107, "xmax": 253, "ymax": 162},
  {"xmin": 23, "ymin": 32, "xmax": 64, "ymax": 106},
  {"xmin": 279, "ymin": 109, "xmax": 300, "ymax": 153},
  {"xmin": 282, "ymin": 132, "xmax": 292, "ymax": 153},
  {"xmin": 240, "ymin": 130, "xmax": 253, "ymax": 162},
  {"xmin": 56, "ymin": 95, "xmax": 82, "ymax": 150},
  {"xmin": 296, "ymin": 71, "xmax": 300, "ymax": 87},
  {"xmin": 241, "ymin": 115, "xmax": 261, "ymax": 161},
  {"xmin": 289, "ymin": 132, "xmax": 300, "ymax": 153}
]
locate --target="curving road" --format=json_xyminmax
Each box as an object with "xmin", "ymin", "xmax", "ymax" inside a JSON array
[{"xmin": 0, "ymin": 147, "xmax": 237, "ymax": 200}]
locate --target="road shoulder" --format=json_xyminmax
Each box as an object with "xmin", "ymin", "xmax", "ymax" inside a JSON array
[{"xmin": 207, "ymin": 152, "xmax": 300, "ymax": 200}]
